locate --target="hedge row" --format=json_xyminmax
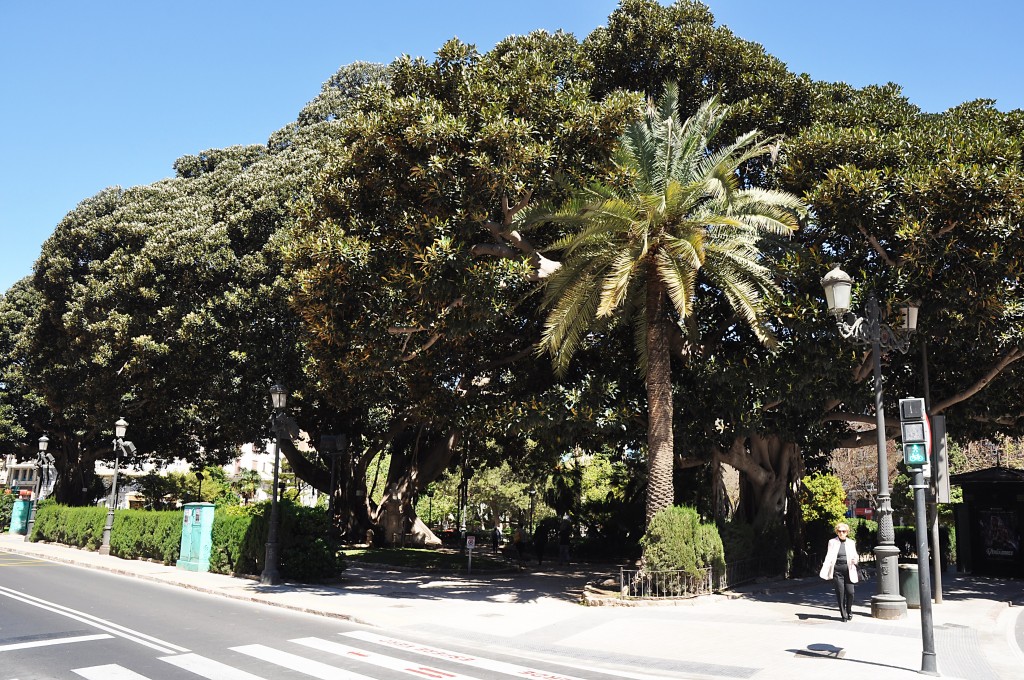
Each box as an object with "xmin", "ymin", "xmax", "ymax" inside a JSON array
[{"xmin": 28, "ymin": 500, "xmax": 344, "ymax": 582}]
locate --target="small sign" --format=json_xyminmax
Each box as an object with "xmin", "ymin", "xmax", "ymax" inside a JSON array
[{"xmin": 466, "ymin": 535, "xmax": 476, "ymax": 550}]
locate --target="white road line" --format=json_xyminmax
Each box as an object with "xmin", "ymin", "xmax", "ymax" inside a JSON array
[
  {"xmin": 231, "ymin": 644, "xmax": 377, "ymax": 680},
  {"xmin": 293, "ymin": 637, "xmax": 474, "ymax": 679},
  {"xmin": 342, "ymin": 630, "xmax": 591, "ymax": 680},
  {"xmin": 73, "ymin": 664, "xmax": 150, "ymax": 679},
  {"xmin": 0, "ymin": 633, "xmax": 113, "ymax": 652},
  {"xmin": 161, "ymin": 652, "xmax": 268, "ymax": 679},
  {"xmin": 0, "ymin": 585, "xmax": 188, "ymax": 655}
]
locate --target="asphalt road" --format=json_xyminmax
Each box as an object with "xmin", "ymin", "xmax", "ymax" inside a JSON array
[{"xmin": 0, "ymin": 553, "xmax": 639, "ymax": 680}]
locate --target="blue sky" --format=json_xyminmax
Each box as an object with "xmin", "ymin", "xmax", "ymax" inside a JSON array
[{"xmin": 2, "ymin": 1, "xmax": 1021, "ymax": 293}]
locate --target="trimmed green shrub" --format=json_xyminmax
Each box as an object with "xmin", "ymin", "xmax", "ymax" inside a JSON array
[
  {"xmin": 29, "ymin": 501, "xmax": 345, "ymax": 582},
  {"xmin": 30, "ymin": 503, "xmax": 107, "ymax": 548},
  {"xmin": 641, "ymin": 506, "xmax": 725, "ymax": 578},
  {"xmin": 719, "ymin": 518, "xmax": 755, "ymax": 562},
  {"xmin": 0, "ymin": 492, "xmax": 14, "ymax": 531},
  {"xmin": 209, "ymin": 500, "xmax": 345, "ymax": 582},
  {"xmin": 210, "ymin": 505, "xmax": 265, "ymax": 576},
  {"xmin": 108, "ymin": 509, "xmax": 182, "ymax": 563}
]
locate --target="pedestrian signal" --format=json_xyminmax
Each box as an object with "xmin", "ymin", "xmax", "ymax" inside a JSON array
[{"xmin": 899, "ymin": 397, "xmax": 929, "ymax": 467}]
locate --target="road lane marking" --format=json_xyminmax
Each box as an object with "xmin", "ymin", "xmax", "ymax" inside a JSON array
[
  {"xmin": 231, "ymin": 644, "xmax": 376, "ymax": 679},
  {"xmin": 0, "ymin": 633, "xmax": 113, "ymax": 652},
  {"xmin": 342, "ymin": 630, "xmax": 592, "ymax": 680},
  {"xmin": 0, "ymin": 585, "xmax": 189, "ymax": 654},
  {"xmin": 161, "ymin": 652, "xmax": 268, "ymax": 679},
  {"xmin": 0, "ymin": 559, "xmax": 57, "ymax": 567},
  {"xmin": 293, "ymin": 637, "xmax": 473, "ymax": 678},
  {"xmin": 73, "ymin": 664, "xmax": 150, "ymax": 679}
]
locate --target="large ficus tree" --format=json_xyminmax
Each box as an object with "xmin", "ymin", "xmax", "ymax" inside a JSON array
[
  {"xmin": 535, "ymin": 85, "xmax": 804, "ymax": 526},
  {"xmin": 777, "ymin": 86, "xmax": 1024, "ymax": 441},
  {"xmin": 12, "ymin": 143, "xmax": 311, "ymax": 504},
  {"xmin": 282, "ymin": 33, "xmax": 640, "ymax": 540}
]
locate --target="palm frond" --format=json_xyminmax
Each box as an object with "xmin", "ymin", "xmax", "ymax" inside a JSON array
[
  {"xmin": 596, "ymin": 247, "xmax": 643, "ymax": 318},
  {"xmin": 656, "ymin": 249, "xmax": 698, "ymax": 320},
  {"xmin": 538, "ymin": 271, "xmax": 602, "ymax": 376}
]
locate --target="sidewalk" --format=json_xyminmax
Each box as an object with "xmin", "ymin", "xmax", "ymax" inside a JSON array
[{"xmin": 2, "ymin": 533, "xmax": 1022, "ymax": 679}]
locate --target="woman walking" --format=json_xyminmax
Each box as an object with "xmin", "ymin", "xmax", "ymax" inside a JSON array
[{"xmin": 819, "ymin": 522, "xmax": 859, "ymax": 621}]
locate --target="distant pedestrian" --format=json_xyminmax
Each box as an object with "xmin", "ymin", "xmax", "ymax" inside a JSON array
[
  {"xmin": 557, "ymin": 515, "xmax": 571, "ymax": 566},
  {"xmin": 533, "ymin": 523, "xmax": 549, "ymax": 565},
  {"xmin": 819, "ymin": 521, "xmax": 859, "ymax": 621},
  {"xmin": 512, "ymin": 526, "xmax": 526, "ymax": 564},
  {"xmin": 491, "ymin": 526, "xmax": 502, "ymax": 554}
]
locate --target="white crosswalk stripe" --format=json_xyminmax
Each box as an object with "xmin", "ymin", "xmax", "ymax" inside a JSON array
[
  {"xmin": 160, "ymin": 652, "xmax": 268, "ymax": 679},
  {"xmin": 293, "ymin": 637, "xmax": 475, "ymax": 678},
  {"xmin": 73, "ymin": 664, "xmax": 150, "ymax": 679},
  {"xmin": 342, "ymin": 630, "xmax": 593, "ymax": 680},
  {"xmin": 70, "ymin": 631, "xmax": 624, "ymax": 680},
  {"xmin": 231, "ymin": 643, "xmax": 377, "ymax": 679}
]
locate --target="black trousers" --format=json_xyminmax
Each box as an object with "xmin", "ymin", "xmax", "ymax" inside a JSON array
[{"xmin": 833, "ymin": 567, "xmax": 855, "ymax": 619}]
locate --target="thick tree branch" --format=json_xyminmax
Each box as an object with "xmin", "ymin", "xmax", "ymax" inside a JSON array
[
  {"xmin": 472, "ymin": 191, "xmax": 561, "ymax": 280},
  {"xmin": 855, "ymin": 221, "xmax": 898, "ymax": 267},
  {"xmin": 931, "ymin": 346, "xmax": 1024, "ymax": 414},
  {"xmin": 716, "ymin": 437, "xmax": 770, "ymax": 485}
]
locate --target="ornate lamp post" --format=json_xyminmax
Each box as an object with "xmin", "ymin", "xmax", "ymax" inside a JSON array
[
  {"xmin": 261, "ymin": 383, "xmax": 288, "ymax": 585},
  {"xmin": 25, "ymin": 435, "xmax": 52, "ymax": 541},
  {"xmin": 821, "ymin": 267, "xmax": 919, "ymax": 619},
  {"xmin": 100, "ymin": 418, "xmax": 136, "ymax": 555}
]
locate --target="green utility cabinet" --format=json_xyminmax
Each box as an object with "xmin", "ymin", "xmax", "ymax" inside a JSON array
[
  {"xmin": 176, "ymin": 502, "xmax": 215, "ymax": 572},
  {"xmin": 9, "ymin": 499, "xmax": 31, "ymax": 535}
]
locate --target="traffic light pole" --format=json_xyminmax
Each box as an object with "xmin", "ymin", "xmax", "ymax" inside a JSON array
[
  {"xmin": 901, "ymin": 397, "xmax": 939, "ymax": 676},
  {"xmin": 911, "ymin": 466, "xmax": 939, "ymax": 675}
]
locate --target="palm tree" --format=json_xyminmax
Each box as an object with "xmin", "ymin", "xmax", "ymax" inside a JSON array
[
  {"xmin": 536, "ymin": 83, "xmax": 805, "ymax": 527},
  {"xmin": 236, "ymin": 468, "xmax": 263, "ymax": 505}
]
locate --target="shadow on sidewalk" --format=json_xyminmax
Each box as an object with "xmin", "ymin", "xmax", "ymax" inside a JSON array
[
  {"xmin": 729, "ymin": 571, "xmax": 1023, "ymax": 609},
  {"xmin": 272, "ymin": 566, "xmax": 592, "ymax": 605}
]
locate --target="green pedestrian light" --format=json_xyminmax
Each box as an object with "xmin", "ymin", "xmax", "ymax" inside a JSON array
[
  {"xmin": 904, "ymin": 442, "xmax": 927, "ymax": 465},
  {"xmin": 899, "ymin": 397, "xmax": 929, "ymax": 467}
]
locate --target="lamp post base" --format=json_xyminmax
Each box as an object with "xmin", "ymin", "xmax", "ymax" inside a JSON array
[
  {"xmin": 871, "ymin": 541, "xmax": 906, "ymax": 619},
  {"xmin": 260, "ymin": 540, "xmax": 281, "ymax": 585},
  {"xmin": 870, "ymin": 593, "xmax": 908, "ymax": 619}
]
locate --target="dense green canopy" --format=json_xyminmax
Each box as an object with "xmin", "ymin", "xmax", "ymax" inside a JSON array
[{"xmin": 1, "ymin": 1, "xmax": 1020, "ymax": 546}]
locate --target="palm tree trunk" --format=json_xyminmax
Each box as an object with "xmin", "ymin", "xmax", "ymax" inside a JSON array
[{"xmin": 645, "ymin": 274, "xmax": 675, "ymax": 527}]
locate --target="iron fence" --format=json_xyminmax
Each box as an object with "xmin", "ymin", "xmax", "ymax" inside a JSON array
[{"xmin": 618, "ymin": 557, "xmax": 789, "ymax": 600}]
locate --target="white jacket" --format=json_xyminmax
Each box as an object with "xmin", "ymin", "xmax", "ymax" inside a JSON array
[{"xmin": 819, "ymin": 537, "xmax": 859, "ymax": 583}]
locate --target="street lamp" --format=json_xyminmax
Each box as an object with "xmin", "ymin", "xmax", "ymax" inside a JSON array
[
  {"xmin": 822, "ymin": 266, "xmax": 919, "ymax": 620},
  {"xmin": 261, "ymin": 383, "xmax": 288, "ymax": 585},
  {"xmin": 100, "ymin": 418, "xmax": 136, "ymax": 555},
  {"xmin": 25, "ymin": 435, "xmax": 52, "ymax": 541}
]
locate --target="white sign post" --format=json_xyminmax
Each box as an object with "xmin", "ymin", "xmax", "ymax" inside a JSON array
[{"xmin": 465, "ymin": 535, "xmax": 475, "ymax": 574}]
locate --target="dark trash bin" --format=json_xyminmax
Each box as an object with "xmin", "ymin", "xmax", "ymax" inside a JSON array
[{"xmin": 898, "ymin": 563, "xmax": 920, "ymax": 608}]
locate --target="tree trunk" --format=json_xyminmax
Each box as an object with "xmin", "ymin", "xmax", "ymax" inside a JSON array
[
  {"xmin": 372, "ymin": 427, "xmax": 456, "ymax": 548},
  {"xmin": 51, "ymin": 434, "xmax": 103, "ymax": 506},
  {"xmin": 717, "ymin": 434, "xmax": 804, "ymax": 533},
  {"xmin": 645, "ymin": 274, "xmax": 675, "ymax": 527}
]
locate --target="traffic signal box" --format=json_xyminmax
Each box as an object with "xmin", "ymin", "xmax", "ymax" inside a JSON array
[{"xmin": 900, "ymin": 397, "xmax": 929, "ymax": 467}]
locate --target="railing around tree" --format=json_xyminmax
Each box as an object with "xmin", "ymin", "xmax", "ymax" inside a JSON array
[{"xmin": 618, "ymin": 557, "xmax": 789, "ymax": 599}]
